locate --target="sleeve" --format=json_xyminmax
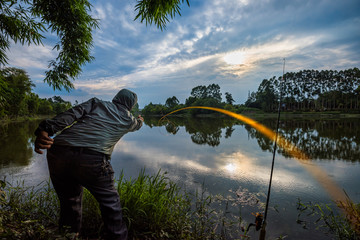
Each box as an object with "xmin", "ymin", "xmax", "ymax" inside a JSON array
[
  {"xmin": 128, "ymin": 116, "xmax": 143, "ymax": 132},
  {"xmin": 34, "ymin": 98, "xmax": 96, "ymax": 136}
]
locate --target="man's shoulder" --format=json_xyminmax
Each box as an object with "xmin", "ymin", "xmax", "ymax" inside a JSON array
[{"xmin": 92, "ymin": 98, "xmax": 128, "ymax": 113}]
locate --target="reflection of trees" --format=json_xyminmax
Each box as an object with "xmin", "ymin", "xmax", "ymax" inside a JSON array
[
  {"xmin": 145, "ymin": 116, "xmax": 236, "ymax": 147},
  {"xmin": 225, "ymin": 127, "xmax": 235, "ymax": 139},
  {"xmin": 190, "ymin": 129, "xmax": 222, "ymax": 146},
  {"xmin": 165, "ymin": 122, "xmax": 179, "ymax": 135},
  {"xmin": 245, "ymin": 118, "xmax": 360, "ymax": 162},
  {"xmin": 185, "ymin": 117, "xmax": 226, "ymax": 147},
  {"xmin": 144, "ymin": 116, "xmax": 360, "ymax": 161},
  {"xmin": 0, "ymin": 120, "xmax": 40, "ymax": 167}
]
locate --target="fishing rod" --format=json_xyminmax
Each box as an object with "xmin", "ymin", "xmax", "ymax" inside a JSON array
[{"xmin": 259, "ymin": 58, "xmax": 286, "ymax": 240}]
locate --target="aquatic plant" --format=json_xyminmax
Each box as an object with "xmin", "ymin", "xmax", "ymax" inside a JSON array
[
  {"xmin": 296, "ymin": 197, "xmax": 359, "ymax": 239},
  {"xmin": 337, "ymin": 192, "xmax": 360, "ymax": 236}
]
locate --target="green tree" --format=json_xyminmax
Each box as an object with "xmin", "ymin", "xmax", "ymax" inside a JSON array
[
  {"xmin": 206, "ymin": 83, "xmax": 222, "ymax": 103},
  {"xmin": 0, "ymin": 75, "xmax": 9, "ymax": 117},
  {"xmin": 51, "ymin": 96, "xmax": 71, "ymax": 114},
  {"xmin": 37, "ymin": 98, "xmax": 53, "ymax": 115},
  {"xmin": 190, "ymin": 85, "xmax": 207, "ymax": 99},
  {"xmin": 165, "ymin": 96, "xmax": 179, "ymax": 108},
  {"xmin": 0, "ymin": 67, "xmax": 33, "ymax": 116},
  {"xmin": 190, "ymin": 84, "xmax": 222, "ymax": 102},
  {"xmin": 225, "ymin": 92, "xmax": 234, "ymax": 105},
  {"xmin": 1, "ymin": 0, "xmax": 190, "ymax": 91},
  {"xmin": 26, "ymin": 92, "xmax": 40, "ymax": 115},
  {"xmin": 260, "ymin": 78, "xmax": 277, "ymax": 112}
]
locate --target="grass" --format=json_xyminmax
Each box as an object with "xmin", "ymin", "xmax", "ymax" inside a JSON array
[
  {"xmin": 1, "ymin": 171, "xmax": 359, "ymax": 239},
  {"xmin": 296, "ymin": 195, "xmax": 360, "ymax": 240},
  {"xmin": 0, "ymin": 171, "xmax": 250, "ymax": 240}
]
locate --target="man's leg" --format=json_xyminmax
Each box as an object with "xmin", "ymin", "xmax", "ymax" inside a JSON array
[
  {"xmin": 77, "ymin": 154, "xmax": 128, "ymax": 240},
  {"xmin": 47, "ymin": 147, "xmax": 83, "ymax": 233}
]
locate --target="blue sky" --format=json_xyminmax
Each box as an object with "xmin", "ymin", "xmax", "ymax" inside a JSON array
[{"xmin": 7, "ymin": 0, "xmax": 360, "ymax": 107}]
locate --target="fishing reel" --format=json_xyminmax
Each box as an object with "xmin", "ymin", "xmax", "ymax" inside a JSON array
[{"xmin": 242, "ymin": 212, "xmax": 263, "ymax": 232}]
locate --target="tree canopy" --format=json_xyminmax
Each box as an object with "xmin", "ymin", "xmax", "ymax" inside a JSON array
[
  {"xmin": 0, "ymin": 67, "xmax": 72, "ymax": 117},
  {"xmin": 245, "ymin": 68, "xmax": 360, "ymax": 112},
  {"xmin": 0, "ymin": 0, "xmax": 190, "ymax": 91}
]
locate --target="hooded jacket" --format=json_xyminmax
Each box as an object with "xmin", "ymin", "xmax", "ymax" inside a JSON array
[{"xmin": 35, "ymin": 89, "xmax": 142, "ymax": 156}]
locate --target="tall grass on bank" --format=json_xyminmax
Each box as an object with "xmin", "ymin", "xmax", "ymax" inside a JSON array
[
  {"xmin": 0, "ymin": 171, "xmax": 250, "ymax": 239},
  {"xmin": 0, "ymin": 179, "xmax": 62, "ymax": 239},
  {"xmin": 117, "ymin": 169, "xmax": 192, "ymax": 239},
  {"xmin": 337, "ymin": 192, "xmax": 360, "ymax": 237}
]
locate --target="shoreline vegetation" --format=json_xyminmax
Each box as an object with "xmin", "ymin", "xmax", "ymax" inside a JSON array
[
  {"xmin": 1, "ymin": 111, "xmax": 360, "ymax": 126},
  {"xmin": 0, "ymin": 170, "xmax": 359, "ymax": 240}
]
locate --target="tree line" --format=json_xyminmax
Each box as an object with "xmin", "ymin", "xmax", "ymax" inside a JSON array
[
  {"xmin": 245, "ymin": 68, "xmax": 360, "ymax": 112},
  {"xmin": 142, "ymin": 83, "xmax": 253, "ymax": 116},
  {"xmin": 0, "ymin": 67, "xmax": 72, "ymax": 119}
]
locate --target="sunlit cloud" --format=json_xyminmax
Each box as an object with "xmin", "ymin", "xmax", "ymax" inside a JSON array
[{"xmin": 220, "ymin": 35, "xmax": 322, "ymax": 76}]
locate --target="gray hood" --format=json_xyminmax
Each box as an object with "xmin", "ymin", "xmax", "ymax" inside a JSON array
[{"xmin": 112, "ymin": 89, "xmax": 137, "ymax": 111}]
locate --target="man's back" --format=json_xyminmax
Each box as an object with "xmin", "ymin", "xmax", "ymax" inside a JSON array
[
  {"xmin": 54, "ymin": 97, "xmax": 141, "ymax": 155},
  {"xmin": 35, "ymin": 89, "xmax": 143, "ymax": 156}
]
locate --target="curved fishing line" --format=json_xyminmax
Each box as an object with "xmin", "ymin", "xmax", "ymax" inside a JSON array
[
  {"xmin": 160, "ymin": 106, "xmax": 307, "ymax": 160},
  {"xmin": 159, "ymin": 106, "xmax": 347, "ymax": 203}
]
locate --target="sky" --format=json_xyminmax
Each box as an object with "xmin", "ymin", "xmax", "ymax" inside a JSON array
[{"xmin": 6, "ymin": 0, "xmax": 360, "ymax": 108}]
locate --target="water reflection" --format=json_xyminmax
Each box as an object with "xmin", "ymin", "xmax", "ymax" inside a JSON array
[
  {"xmin": 0, "ymin": 120, "xmax": 40, "ymax": 168},
  {"xmin": 146, "ymin": 116, "xmax": 360, "ymax": 162},
  {"xmin": 146, "ymin": 116, "xmax": 236, "ymax": 147},
  {"xmin": 1, "ymin": 117, "xmax": 359, "ymax": 170}
]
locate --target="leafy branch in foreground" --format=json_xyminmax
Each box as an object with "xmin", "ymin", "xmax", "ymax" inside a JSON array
[
  {"xmin": 0, "ymin": 0, "xmax": 99, "ymax": 91},
  {"xmin": 134, "ymin": 0, "xmax": 190, "ymax": 30},
  {"xmin": 0, "ymin": 0, "xmax": 191, "ymax": 91}
]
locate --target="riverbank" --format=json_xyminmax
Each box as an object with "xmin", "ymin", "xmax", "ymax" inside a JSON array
[
  {"xmin": 0, "ymin": 171, "xmax": 358, "ymax": 240},
  {"xmin": 243, "ymin": 111, "xmax": 360, "ymax": 119},
  {"xmin": 0, "ymin": 115, "xmax": 52, "ymax": 125},
  {"xmin": 144, "ymin": 110, "xmax": 360, "ymax": 120},
  {"xmin": 2, "ymin": 111, "xmax": 359, "ymax": 125}
]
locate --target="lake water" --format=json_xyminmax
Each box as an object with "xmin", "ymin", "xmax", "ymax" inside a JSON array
[{"xmin": 1, "ymin": 115, "xmax": 359, "ymax": 239}]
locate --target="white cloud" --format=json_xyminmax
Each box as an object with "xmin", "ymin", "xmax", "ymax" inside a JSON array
[
  {"xmin": 115, "ymin": 140, "xmax": 212, "ymax": 174},
  {"xmin": 96, "ymin": 37, "xmax": 119, "ymax": 49},
  {"xmin": 7, "ymin": 43, "xmax": 56, "ymax": 70}
]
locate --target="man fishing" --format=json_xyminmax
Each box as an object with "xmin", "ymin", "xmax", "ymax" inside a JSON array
[{"xmin": 34, "ymin": 89, "xmax": 143, "ymax": 240}]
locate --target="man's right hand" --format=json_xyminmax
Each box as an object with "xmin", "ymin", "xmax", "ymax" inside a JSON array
[
  {"xmin": 137, "ymin": 115, "xmax": 144, "ymax": 122},
  {"xmin": 34, "ymin": 131, "xmax": 54, "ymax": 154}
]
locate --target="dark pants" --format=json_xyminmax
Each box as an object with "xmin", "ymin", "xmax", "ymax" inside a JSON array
[{"xmin": 47, "ymin": 145, "xmax": 128, "ymax": 240}]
